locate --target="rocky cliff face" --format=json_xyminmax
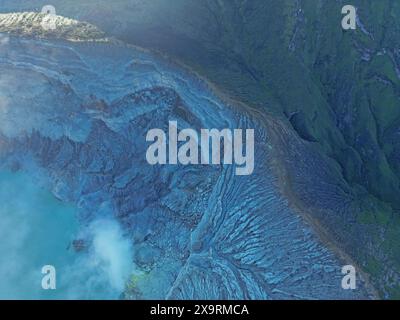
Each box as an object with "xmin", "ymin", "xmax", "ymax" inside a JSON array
[
  {"xmin": 1, "ymin": 0, "xmax": 400, "ymax": 298},
  {"xmin": 0, "ymin": 13, "xmax": 373, "ymax": 299},
  {"xmin": 47, "ymin": 0, "xmax": 399, "ymax": 298}
]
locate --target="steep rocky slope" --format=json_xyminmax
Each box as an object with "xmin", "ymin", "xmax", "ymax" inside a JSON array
[
  {"xmin": 1, "ymin": 0, "xmax": 400, "ymax": 298},
  {"xmin": 0, "ymin": 14, "xmax": 373, "ymax": 299},
  {"xmin": 40, "ymin": 0, "xmax": 399, "ymax": 298}
]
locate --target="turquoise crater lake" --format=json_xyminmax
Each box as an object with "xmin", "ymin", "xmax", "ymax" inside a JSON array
[{"xmin": 0, "ymin": 170, "xmax": 125, "ymax": 299}]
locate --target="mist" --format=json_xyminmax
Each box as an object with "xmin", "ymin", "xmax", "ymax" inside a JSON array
[
  {"xmin": 87, "ymin": 218, "xmax": 133, "ymax": 293},
  {"xmin": 0, "ymin": 170, "xmax": 134, "ymax": 299}
]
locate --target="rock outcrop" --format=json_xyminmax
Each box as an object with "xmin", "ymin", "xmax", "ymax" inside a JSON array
[{"xmin": 0, "ymin": 12, "xmax": 107, "ymax": 41}]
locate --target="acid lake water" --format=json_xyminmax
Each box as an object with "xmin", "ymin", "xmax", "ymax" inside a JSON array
[{"xmin": 0, "ymin": 170, "xmax": 127, "ymax": 299}]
